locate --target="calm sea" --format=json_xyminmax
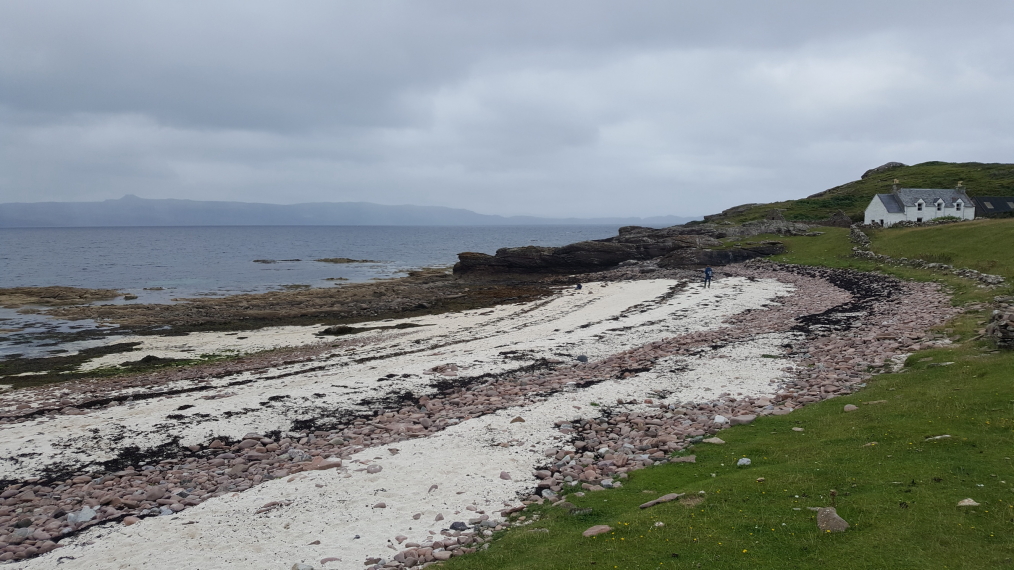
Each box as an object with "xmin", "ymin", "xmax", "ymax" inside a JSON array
[{"xmin": 0, "ymin": 226, "xmax": 621, "ymax": 357}]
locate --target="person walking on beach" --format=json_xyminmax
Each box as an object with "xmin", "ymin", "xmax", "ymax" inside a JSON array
[{"xmin": 703, "ymin": 265, "xmax": 713, "ymax": 288}]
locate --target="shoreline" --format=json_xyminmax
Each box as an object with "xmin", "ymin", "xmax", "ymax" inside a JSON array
[
  {"xmin": 0, "ymin": 261, "xmax": 961, "ymax": 568},
  {"xmin": 0, "ymin": 268, "xmax": 562, "ymax": 388}
]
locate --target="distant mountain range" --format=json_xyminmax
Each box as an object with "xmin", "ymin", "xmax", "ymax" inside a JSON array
[{"xmin": 0, "ymin": 195, "xmax": 697, "ymax": 228}]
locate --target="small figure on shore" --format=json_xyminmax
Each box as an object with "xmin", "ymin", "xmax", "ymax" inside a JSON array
[
  {"xmin": 576, "ymin": 283, "xmax": 582, "ymax": 290},
  {"xmin": 703, "ymin": 265, "xmax": 713, "ymax": 288}
]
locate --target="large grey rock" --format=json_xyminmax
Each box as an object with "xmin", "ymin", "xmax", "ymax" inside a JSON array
[
  {"xmin": 658, "ymin": 241, "xmax": 786, "ymax": 269},
  {"xmin": 861, "ymin": 162, "xmax": 906, "ymax": 179},
  {"xmin": 67, "ymin": 506, "xmax": 96, "ymax": 524},
  {"xmin": 986, "ymin": 309, "xmax": 1014, "ymax": 349},
  {"xmin": 816, "ymin": 507, "xmax": 850, "ymax": 532},
  {"xmin": 453, "ymin": 222, "xmax": 797, "ymax": 274},
  {"xmin": 582, "ymin": 524, "xmax": 612, "ymax": 537}
]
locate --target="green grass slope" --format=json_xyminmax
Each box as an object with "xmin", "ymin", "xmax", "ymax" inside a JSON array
[
  {"xmin": 707, "ymin": 161, "xmax": 1014, "ymax": 224},
  {"xmin": 866, "ymin": 219, "xmax": 1014, "ymax": 279}
]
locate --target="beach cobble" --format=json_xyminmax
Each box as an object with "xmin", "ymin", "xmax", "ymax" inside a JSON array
[{"xmin": 0, "ymin": 262, "xmax": 961, "ymax": 565}]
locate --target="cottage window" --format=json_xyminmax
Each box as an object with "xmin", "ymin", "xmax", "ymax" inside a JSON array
[
  {"xmin": 955, "ymin": 202, "xmax": 962, "ymax": 211},
  {"xmin": 936, "ymin": 202, "xmax": 942, "ymax": 211},
  {"xmin": 1008, "ymin": 202, "xmax": 1014, "ymax": 209},
  {"xmin": 917, "ymin": 217, "xmax": 923, "ymax": 223},
  {"xmin": 917, "ymin": 202, "xmax": 923, "ymax": 211},
  {"xmin": 984, "ymin": 201, "xmax": 994, "ymax": 209}
]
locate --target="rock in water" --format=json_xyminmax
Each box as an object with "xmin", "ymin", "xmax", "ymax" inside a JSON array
[{"xmin": 816, "ymin": 507, "xmax": 850, "ymax": 532}]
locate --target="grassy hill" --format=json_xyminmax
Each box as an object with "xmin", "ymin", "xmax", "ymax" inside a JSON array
[{"xmin": 705, "ymin": 161, "xmax": 1014, "ymax": 224}]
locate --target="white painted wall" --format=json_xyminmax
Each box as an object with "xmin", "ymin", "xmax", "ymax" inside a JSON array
[
  {"xmin": 905, "ymin": 200, "xmax": 975, "ymax": 223},
  {"xmin": 864, "ymin": 196, "xmax": 906, "ymax": 227}
]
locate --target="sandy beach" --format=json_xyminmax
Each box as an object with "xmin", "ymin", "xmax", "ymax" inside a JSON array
[{"xmin": 0, "ymin": 263, "xmax": 961, "ymax": 569}]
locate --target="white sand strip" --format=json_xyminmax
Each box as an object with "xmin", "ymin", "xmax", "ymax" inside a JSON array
[{"xmin": 0, "ymin": 278, "xmax": 793, "ymax": 480}]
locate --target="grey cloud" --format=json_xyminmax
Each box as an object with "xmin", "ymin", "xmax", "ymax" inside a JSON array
[{"xmin": 2, "ymin": 1, "xmax": 1014, "ymax": 216}]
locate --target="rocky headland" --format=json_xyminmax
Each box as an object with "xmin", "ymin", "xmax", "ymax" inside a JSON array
[{"xmin": 453, "ymin": 220, "xmax": 810, "ymax": 275}]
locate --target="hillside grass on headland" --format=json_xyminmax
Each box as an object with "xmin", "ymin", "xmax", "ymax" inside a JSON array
[
  {"xmin": 447, "ymin": 220, "xmax": 1014, "ymax": 570},
  {"xmin": 707, "ymin": 161, "xmax": 1014, "ymax": 223},
  {"xmin": 764, "ymin": 219, "xmax": 1014, "ymax": 303},
  {"xmin": 865, "ymin": 219, "xmax": 1014, "ymax": 280}
]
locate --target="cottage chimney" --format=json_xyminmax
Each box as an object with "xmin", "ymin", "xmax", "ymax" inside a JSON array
[
  {"xmin": 892, "ymin": 178, "xmax": 899, "ymax": 193},
  {"xmin": 956, "ymin": 180, "xmax": 964, "ymax": 189}
]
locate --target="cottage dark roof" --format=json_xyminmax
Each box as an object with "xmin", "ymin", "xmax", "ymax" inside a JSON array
[
  {"xmin": 874, "ymin": 193, "xmax": 905, "ymax": 213},
  {"xmin": 892, "ymin": 188, "xmax": 972, "ymax": 208},
  {"xmin": 972, "ymin": 196, "xmax": 1014, "ymax": 214}
]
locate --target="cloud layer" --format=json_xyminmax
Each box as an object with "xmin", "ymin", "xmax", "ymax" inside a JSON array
[{"xmin": 2, "ymin": 1, "xmax": 1013, "ymax": 217}]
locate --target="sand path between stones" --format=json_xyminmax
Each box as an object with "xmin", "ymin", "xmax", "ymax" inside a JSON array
[
  {"xmin": 5, "ymin": 277, "xmax": 797, "ymax": 569},
  {"xmin": 0, "ymin": 278, "xmax": 791, "ymax": 480}
]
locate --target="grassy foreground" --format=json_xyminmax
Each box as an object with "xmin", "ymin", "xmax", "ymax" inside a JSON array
[{"xmin": 448, "ymin": 222, "xmax": 1014, "ymax": 570}]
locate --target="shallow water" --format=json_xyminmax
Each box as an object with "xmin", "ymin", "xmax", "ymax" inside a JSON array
[{"xmin": 0, "ymin": 225, "xmax": 621, "ymax": 357}]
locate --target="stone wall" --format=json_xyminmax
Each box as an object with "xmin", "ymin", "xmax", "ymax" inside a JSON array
[
  {"xmin": 986, "ymin": 298, "xmax": 1014, "ymax": 349},
  {"xmin": 851, "ymin": 248, "xmax": 1005, "ymax": 286}
]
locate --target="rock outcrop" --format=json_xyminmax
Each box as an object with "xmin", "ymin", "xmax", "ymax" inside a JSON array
[
  {"xmin": 454, "ymin": 221, "xmax": 805, "ymax": 275},
  {"xmin": 824, "ymin": 209, "xmax": 854, "ymax": 228},
  {"xmin": 0, "ymin": 287, "xmax": 121, "ymax": 308},
  {"xmin": 861, "ymin": 161, "xmax": 906, "ymax": 179},
  {"xmin": 986, "ymin": 305, "xmax": 1014, "ymax": 349},
  {"xmin": 657, "ymin": 241, "xmax": 785, "ymax": 269}
]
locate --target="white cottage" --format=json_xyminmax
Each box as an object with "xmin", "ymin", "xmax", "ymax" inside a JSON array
[{"xmin": 864, "ymin": 185, "xmax": 975, "ymax": 227}]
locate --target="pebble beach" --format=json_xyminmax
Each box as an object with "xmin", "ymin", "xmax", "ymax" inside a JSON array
[{"xmin": 0, "ymin": 261, "xmax": 961, "ymax": 569}]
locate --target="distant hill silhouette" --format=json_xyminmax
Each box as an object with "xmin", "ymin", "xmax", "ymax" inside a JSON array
[{"xmin": 0, "ymin": 195, "xmax": 696, "ymax": 228}]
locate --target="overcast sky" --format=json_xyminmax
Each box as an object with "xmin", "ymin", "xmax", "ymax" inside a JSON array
[{"xmin": 1, "ymin": 1, "xmax": 1013, "ymax": 217}]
